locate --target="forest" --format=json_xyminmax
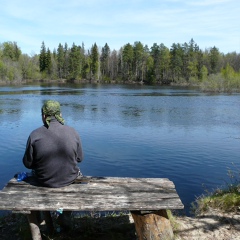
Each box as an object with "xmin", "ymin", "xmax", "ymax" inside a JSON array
[{"xmin": 0, "ymin": 39, "xmax": 240, "ymax": 92}]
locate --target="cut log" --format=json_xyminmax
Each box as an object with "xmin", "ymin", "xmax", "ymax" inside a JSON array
[{"xmin": 131, "ymin": 210, "xmax": 174, "ymax": 240}]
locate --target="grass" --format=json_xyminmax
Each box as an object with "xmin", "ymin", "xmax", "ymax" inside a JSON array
[
  {"xmin": 192, "ymin": 165, "xmax": 240, "ymax": 215},
  {"xmin": 166, "ymin": 209, "xmax": 181, "ymax": 233}
]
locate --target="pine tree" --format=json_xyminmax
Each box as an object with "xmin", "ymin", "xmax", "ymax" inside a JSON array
[
  {"xmin": 68, "ymin": 43, "xmax": 83, "ymax": 80},
  {"xmin": 159, "ymin": 43, "xmax": 170, "ymax": 82},
  {"xmin": 133, "ymin": 41, "xmax": 144, "ymax": 82},
  {"xmin": 100, "ymin": 43, "xmax": 110, "ymax": 80},
  {"xmin": 209, "ymin": 46, "xmax": 220, "ymax": 74},
  {"xmin": 109, "ymin": 50, "xmax": 118, "ymax": 80},
  {"xmin": 46, "ymin": 48, "xmax": 52, "ymax": 75},
  {"xmin": 90, "ymin": 43, "xmax": 99, "ymax": 79},
  {"xmin": 63, "ymin": 43, "xmax": 69, "ymax": 78},
  {"xmin": 39, "ymin": 41, "xmax": 46, "ymax": 72},
  {"xmin": 122, "ymin": 43, "xmax": 134, "ymax": 80},
  {"xmin": 57, "ymin": 43, "xmax": 64, "ymax": 79},
  {"xmin": 170, "ymin": 43, "xmax": 184, "ymax": 81}
]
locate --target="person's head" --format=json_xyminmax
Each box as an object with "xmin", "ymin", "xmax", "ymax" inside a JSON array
[{"xmin": 41, "ymin": 100, "xmax": 64, "ymax": 126}]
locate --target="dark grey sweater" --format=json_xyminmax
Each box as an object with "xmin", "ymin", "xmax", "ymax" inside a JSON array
[{"xmin": 23, "ymin": 118, "xmax": 83, "ymax": 188}]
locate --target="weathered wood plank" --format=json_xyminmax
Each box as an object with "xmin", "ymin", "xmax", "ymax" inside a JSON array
[
  {"xmin": 0, "ymin": 192, "xmax": 181, "ymax": 203},
  {"xmin": 1, "ymin": 177, "xmax": 176, "ymax": 192},
  {"xmin": 2, "ymin": 180, "xmax": 177, "ymax": 189},
  {"xmin": 0, "ymin": 191, "xmax": 179, "ymax": 200},
  {"xmin": 6, "ymin": 176, "xmax": 175, "ymax": 183},
  {"xmin": 2, "ymin": 185, "xmax": 178, "ymax": 195},
  {"xmin": 0, "ymin": 176, "xmax": 184, "ymax": 212},
  {"xmin": 0, "ymin": 195, "xmax": 183, "ymax": 211},
  {"xmin": 3, "ymin": 176, "xmax": 176, "ymax": 189}
]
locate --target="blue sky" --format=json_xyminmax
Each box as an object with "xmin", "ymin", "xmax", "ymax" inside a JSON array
[{"xmin": 1, "ymin": 0, "xmax": 239, "ymax": 55}]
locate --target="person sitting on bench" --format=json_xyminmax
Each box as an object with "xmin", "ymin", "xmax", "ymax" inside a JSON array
[{"xmin": 22, "ymin": 99, "xmax": 84, "ymax": 230}]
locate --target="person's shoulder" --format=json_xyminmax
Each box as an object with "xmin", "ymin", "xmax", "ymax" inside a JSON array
[
  {"xmin": 64, "ymin": 125, "xmax": 79, "ymax": 135},
  {"xmin": 30, "ymin": 125, "xmax": 47, "ymax": 136},
  {"xmin": 64, "ymin": 124, "xmax": 77, "ymax": 131}
]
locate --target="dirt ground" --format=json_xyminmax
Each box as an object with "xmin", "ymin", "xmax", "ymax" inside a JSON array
[
  {"xmin": 175, "ymin": 210, "xmax": 240, "ymax": 240},
  {"xmin": 0, "ymin": 210, "xmax": 240, "ymax": 240}
]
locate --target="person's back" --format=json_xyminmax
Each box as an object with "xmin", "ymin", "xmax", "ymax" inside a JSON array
[{"xmin": 22, "ymin": 100, "xmax": 83, "ymax": 188}]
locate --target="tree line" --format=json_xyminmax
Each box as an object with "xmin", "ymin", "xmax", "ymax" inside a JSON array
[{"xmin": 0, "ymin": 39, "xmax": 240, "ymax": 91}]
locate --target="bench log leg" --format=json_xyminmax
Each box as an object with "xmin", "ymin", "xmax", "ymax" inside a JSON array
[
  {"xmin": 27, "ymin": 211, "xmax": 42, "ymax": 240},
  {"xmin": 130, "ymin": 210, "xmax": 174, "ymax": 240}
]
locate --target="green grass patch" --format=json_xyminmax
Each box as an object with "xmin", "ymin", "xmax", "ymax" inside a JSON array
[{"xmin": 192, "ymin": 165, "xmax": 240, "ymax": 215}]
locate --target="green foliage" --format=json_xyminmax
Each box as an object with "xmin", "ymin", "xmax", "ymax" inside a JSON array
[
  {"xmin": 39, "ymin": 41, "xmax": 47, "ymax": 72},
  {"xmin": 170, "ymin": 43, "xmax": 184, "ymax": 81},
  {"xmin": 209, "ymin": 46, "xmax": 220, "ymax": 74},
  {"xmin": 57, "ymin": 43, "xmax": 64, "ymax": 79},
  {"xmin": 0, "ymin": 59, "xmax": 22, "ymax": 82},
  {"xmin": 0, "ymin": 60, "xmax": 7, "ymax": 80},
  {"xmin": 192, "ymin": 165, "xmax": 240, "ymax": 215},
  {"xmin": 145, "ymin": 55, "xmax": 155, "ymax": 84},
  {"xmin": 150, "ymin": 43, "xmax": 170, "ymax": 83},
  {"xmin": 159, "ymin": 44, "xmax": 170, "ymax": 82},
  {"xmin": 200, "ymin": 65, "xmax": 208, "ymax": 81},
  {"xmin": 221, "ymin": 63, "xmax": 235, "ymax": 80},
  {"xmin": 201, "ymin": 74, "xmax": 225, "ymax": 92},
  {"xmin": 166, "ymin": 210, "xmax": 181, "ymax": 234},
  {"xmin": 63, "ymin": 43, "xmax": 69, "ymax": 79},
  {"xmin": 187, "ymin": 60, "xmax": 198, "ymax": 79},
  {"xmin": 39, "ymin": 43, "xmax": 57, "ymax": 79},
  {"xmin": 100, "ymin": 43, "xmax": 111, "ymax": 80},
  {"xmin": 90, "ymin": 43, "xmax": 99, "ymax": 79},
  {"xmin": 194, "ymin": 191, "xmax": 240, "ymax": 215},
  {"xmin": 133, "ymin": 41, "xmax": 144, "ymax": 82},
  {"xmin": 68, "ymin": 43, "xmax": 83, "ymax": 80},
  {"xmin": 0, "ymin": 39, "xmax": 240, "ymax": 90},
  {"xmin": 82, "ymin": 56, "xmax": 91, "ymax": 79},
  {"xmin": 46, "ymin": 48, "xmax": 52, "ymax": 75},
  {"xmin": 200, "ymin": 64, "xmax": 240, "ymax": 92},
  {"xmin": 2, "ymin": 41, "xmax": 21, "ymax": 61},
  {"xmin": 121, "ymin": 43, "xmax": 133, "ymax": 80}
]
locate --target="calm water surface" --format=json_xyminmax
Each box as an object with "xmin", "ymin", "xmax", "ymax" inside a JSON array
[{"xmin": 0, "ymin": 83, "xmax": 240, "ymax": 215}]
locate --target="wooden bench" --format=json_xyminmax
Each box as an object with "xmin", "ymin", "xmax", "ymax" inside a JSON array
[{"xmin": 0, "ymin": 176, "xmax": 184, "ymax": 240}]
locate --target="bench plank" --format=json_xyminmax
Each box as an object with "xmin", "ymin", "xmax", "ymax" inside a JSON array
[{"xmin": 0, "ymin": 176, "xmax": 183, "ymax": 212}]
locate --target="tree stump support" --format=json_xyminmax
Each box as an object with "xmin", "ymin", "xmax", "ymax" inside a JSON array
[{"xmin": 131, "ymin": 210, "xmax": 174, "ymax": 240}]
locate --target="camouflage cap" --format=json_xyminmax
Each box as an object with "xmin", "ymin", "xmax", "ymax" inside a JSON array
[
  {"xmin": 42, "ymin": 100, "xmax": 61, "ymax": 115},
  {"xmin": 42, "ymin": 100, "xmax": 64, "ymax": 126}
]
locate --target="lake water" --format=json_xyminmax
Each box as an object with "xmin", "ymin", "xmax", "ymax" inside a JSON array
[{"xmin": 0, "ymin": 83, "xmax": 240, "ymax": 216}]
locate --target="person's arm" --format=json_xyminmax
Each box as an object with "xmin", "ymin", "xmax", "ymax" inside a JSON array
[{"xmin": 22, "ymin": 136, "xmax": 34, "ymax": 169}]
